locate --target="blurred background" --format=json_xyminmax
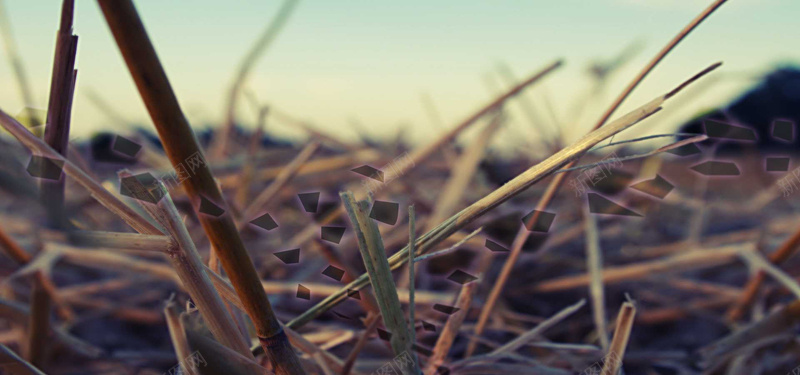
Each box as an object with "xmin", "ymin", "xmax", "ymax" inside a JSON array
[{"xmin": 0, "ymin": 0, "xmax": 798, "ymax": 147}]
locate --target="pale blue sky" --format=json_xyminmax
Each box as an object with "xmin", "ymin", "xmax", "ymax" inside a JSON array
[{"xmin": 0, "ymin": 0, "xmax": 798, "ymax": 147}]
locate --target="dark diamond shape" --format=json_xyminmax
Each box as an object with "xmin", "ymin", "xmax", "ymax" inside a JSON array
[
  {"xmin": 704, "ymin": 119, "xmax": 757, "ymax": 141},
  {"xmin": 773, "ymin": 119, "xmax": 795, "ymax": 142},
  {"xmin": 351, "ymin": 165, "xmax": 384, "ymax": 182},
  {"xmin": 435, "ymin": 366, "xmax": 451, "ymax": 375},
  {"xmin": 273, "ymin": 249, "xmax": 300, "ymax": 264},
  {"xmin": 421, "ymin": 320, "xmax": 436, "ymax": 332},
  {"xmin": 346, "ymin": 289, "xmax": 361, "ymax": 300},
  {"xmin": 250, "ymin": 213, "xmax": 278, "ymax": 231},
  {"xmin": 296, "ymin": 284, "xmax": 310, "ymax": 300},
  {"xmin": 665, "ymin": 142, "xmax": 701, "ymax": 156},
  {"xmin": 377, "ymin": 328, "xmax": 392, "ymax": 342},
  {"xmin": 447, "ymin": 270, "xmax": 478, "ymax": 285},
  {"xmin": 587, "ymin": 193, "xmax": 642, "ymax": 217},
  {"xmin": 369, "ymin": 200, "xmax": 399, "ymax": 225},
  {"xmin": 298, "ymin": 192, "xmax": 320, "ymax": 213},
  {"xmin": 321, "ymin": 226, "xmax": 346, "ymax": 244},
  {"xmin": 521, "ymin": 210, "xmax": 556, "ymax": 232},
  {"xmin": 485, "ymin": 239, "xmax": 509, "ymax": 252},
  {"xmin": 112, "ymin": 135, "xmax": 142, "ymax": 158},
  {"xmin": 198, "ymin": 196, "xmax": 225, "ymax": 217},
  {"xmin": 433, "ymin": 304, "xmax": 460, "ymax": 315},
  {"xmin": 322, "ymin": 265, "xmax": 345, "ymax": 281},
  {"xmin": 690, "ymin": 161, "xmax": 740, "ymax": 176},
  {"xmin": 630, "ymin": 174, "xmax": 674, "ymax": 199},
  {"xmin": 590, "ymin": 168, "xmax": 633, "ymax": 195},
  {"xmin": 26, "ymin": 156, "xmax": 64, "ymax": 181},
  {"xmin": 120, "ymin": 173, "xmax": 164, "ymax": 204},
  {"xmin": 766, "ymin": 157, "xmax": 790, "ymax": 172}
]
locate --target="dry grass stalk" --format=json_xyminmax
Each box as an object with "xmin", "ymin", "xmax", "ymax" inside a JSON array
[
  {"xmin": 239, "ymin": 140, "xmax": 321, "ymax": 225},
  {"xmin": 0, "ymin": 110, "xmax": 162, "ymax": 235},
  {"xmin": 736, "ymin": 247, "xmax": 800, "ymax": 299},
  {"xmin": 727, "ymin": 224, "xmax": 800, "ymax": 321},
  {"xmin": 529, "ymin": 243, "xmax": 746, "ymax": 293},
  {"xmin": 488, "ymin": 299, "xmax": 585, "ymax": 357},
  {"xmin": 424, "ymin": 282, "xmax": 478, "ymax": 375},
  {"xmin": 25, "ymin": 271, "xmax": 51, "ymax": 369},
  {"xmin": 60, "ymin": 231, "xmax": 173, "ymax": 253},
  {"xmin": 211, "ymin": 0, "xmax": 300, "ymax": 158},
  {"xmin": 465, "ymin": 0, "xmax": 727, "ymax": 355},
  {"xmin": 584, "ymin": 205, "xmax": 609, "ymax": 351},
  {"xmin": 340, "ymin": 191, "xmax": 418, "ymax": 374},
  {"xmin": 95, "ymin": 1, "xmax": 304, "ymax": 372},
  {"xmin": 0, "ymin": 343, "xmax": 46, "ymax": 375},
  {"xmin": 600, "ymin": 301, "xmax": 636, "ymax": 375},
  {"xmin": 285, "ymin": 60, "xmax": 562, "ymax": 249},
  {"xmin": 164, "ymin": 298, "xmax": 198, "ymax": 375},
  {"xmin": 123, "ymin": 176, "xmax": 255, "ymax": 361},
  {"xmin": 288, "ymin": 64, "xmax": 715, "ymax": 330},
  {"xmin": 407, "ymin": 205, "xmax": 417, "ymax": 360},
  {"xmin": 41, "ymin": 0, "xmax": 78, "ymax": 228},
  {"xmin": 341, "ymin": 313, "xmax": 381, "ymax": 375}
]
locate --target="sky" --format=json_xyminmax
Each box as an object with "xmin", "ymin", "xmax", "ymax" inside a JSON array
[{"xmin": 0, "ymin": 0, "xmax": 798, "ymax": 149}]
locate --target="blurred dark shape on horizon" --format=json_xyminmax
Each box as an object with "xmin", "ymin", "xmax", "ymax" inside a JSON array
[{"xmin": 679, "ymin": 65, "xmax": 800, "ymax": 154}]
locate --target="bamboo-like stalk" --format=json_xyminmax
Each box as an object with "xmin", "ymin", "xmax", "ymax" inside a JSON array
[
  {"xmin": 584, "ymin": 204, "xmax": 609, "ymax": 351},
  {"xmin": 210, "ymin": 0, "xmax": 300, "ymax": 158},
  {"xmin": 600, "ymin": 301, "xmax": 636, "ymax": 375},
  {"xmin": 287, "ymin": 64, "xmax": 715, "ymax": 329},
  {"xmin": 41, "ymin": 0, "xmax": 78, "ymax": 229},
  {"xmin": 94, "ymin": 1, "xmax": 305, "ymax": 372},
  {"xmin": 424, "ymin": 282, "xmax": 477, "ymax": 375},
  {"xmin": 164, "ymin": 298, "xmax": 198, "ymax": 375},
  {"xmin": 123, "ymin": 175, "xmax": 256, "ymax": 361},
  {"xmin": 340, "ymin": 191, "xmax": 418, "ymax": 375},
  {"xmin": 25, "ymin": 271, "xmax": 51, "ymax": 369},
  {"xmin": 465, "ymin": 0, "xmax": 727, "ymax": 354},
  {"xmin": 407, "ymin": 205, "xmax": 417, "ymax": 359}
]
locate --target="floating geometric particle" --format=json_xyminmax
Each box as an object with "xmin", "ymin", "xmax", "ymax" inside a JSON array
[
  {"xmin": 629, "ymin": 174, "xmax": 674, "ymax": 199},
  {"xmin": 296, "ymin": 284, "xmax": 310, "ymax": 300},
  {"xmin": 377, "ymin": 328, "xmax": 392, "ymax": 342},
  {"xmin": 484, "ymin": 239, "xmax": 509, "ymax": 252},
  {"xmin": 447, "ymin": 270, "xmax": 478, "ymax": 285},
  {"xmin": 321, "ymin": 226, "xmax": 346, "ymax": 244},
  {"xmin": 346, "ymin": 289, "xmax": 361, "ymax": 300},
  {"xmin": 369, "ymin": 200, "xmax": 399, "ymax": 225},
  {"xmin": 298, "ymin": 192, "xmax": 320, "ymax": 213},
  {"xmin": 773, "ymin": 119, "xmax": 795, "ymax": 142},
  {"xmin": 665, "ymin": 142, "xmax": 702, "ymax": 156},
  {"xmin": 433, "ymin": 304, "xmax": 460, "ymax": 315},
  {"xmin": 198, "ymin": 196, "xmax": 225, "ymax": 217},
  {"xmin": 26, "ymin": 156, "xmax": 64, "ymax": 181},
  {"xmin": 587, "ymin": 193, "xmax": 642, "ymax": 217},
  {"xmin": 321, "ymin": 265, "xmax": 345, "ymax": 281},
  {"xmin": 704, "ymin": 119, "xmax": 757, "ymax": 141},
  {"xmin": 521, "ymin": 210, "xmax": 556, "ymax": 232},
  {"xmin": 690, "ymin": 161, "xmax": 740, "ymax": 176},
  {"xmin": 421, "ymin": 320, "xmax": 436, "ymax": 332},
  {"xmin": 766, "ymin": 157, "xmax": 790, "ymax": 172},
  {"xmin": 250, "ymin": 213, "xmax": 278, "ymax": 231},
  {"xmin": 351, "ymin": 165, "xmax": 384, "ymax": 182},
  {"xmin": 413, "ymin": 344, "xmax": 433, "ymax": 357},
  {"xmin": 119, "ymin": 173, "xmax": 164, "ymax": 204},
  {"xmin": 273, "ymin": 249, "xmax": 300, "ymax": 264},
  {"xmin": 112, "ymin": 135, "xmax": 142, "ymax": 158},
  {"xmin": 434, "ymin": 366, "xmax": 450, "ymax": 375},
  {"xmin": 590, "ymin": 168, "xmax": 634, "ymax": 196}
]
